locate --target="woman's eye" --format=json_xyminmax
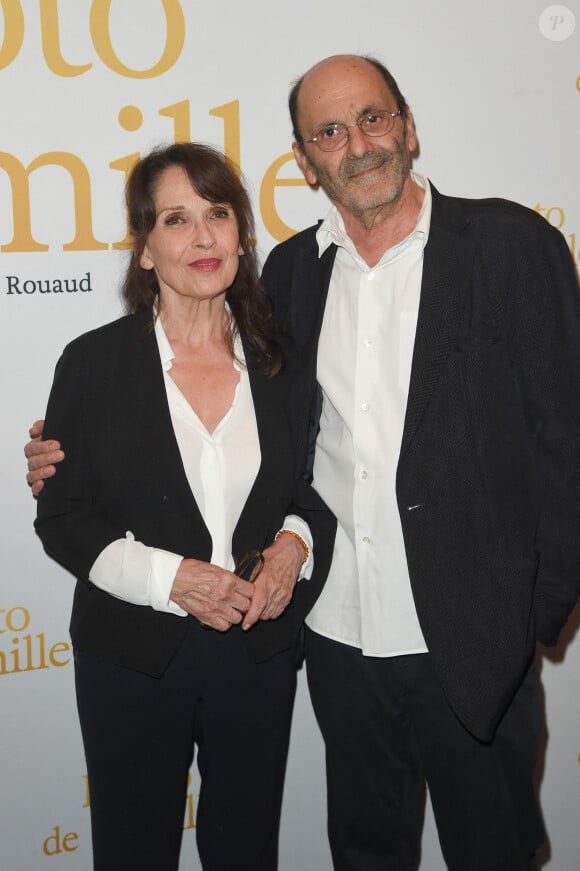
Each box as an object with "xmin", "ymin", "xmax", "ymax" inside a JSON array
[
  {"xmin": 164, "ymin": 214, "xmax": 184, "ymax": 226},
  {"xmin": 212, "ymin": 208, "xmax": 230, "ymax": 219}
]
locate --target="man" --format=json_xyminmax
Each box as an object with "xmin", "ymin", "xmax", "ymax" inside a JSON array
[{"xmin": 27, "ymin": 55, "xmax": 580, "ymax": 870}]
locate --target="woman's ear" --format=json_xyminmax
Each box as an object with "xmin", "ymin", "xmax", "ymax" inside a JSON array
[{"xmin": 140, "ymin": 245, "xmax": 154, "ymax": 270}]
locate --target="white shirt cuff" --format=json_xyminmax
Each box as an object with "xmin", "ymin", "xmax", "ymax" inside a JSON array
[
  {"xmin": 280, "ymin": 514, "xmax": 314, "ymax": 580},
  {"xmin": 89, "ymin": 532, "xmax": 187, "ymax": 616}
]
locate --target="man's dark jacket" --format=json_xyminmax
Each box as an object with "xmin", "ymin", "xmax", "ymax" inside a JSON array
[{"xmin": 261, "ymin": 184, "xmax": 580, "ymax": 741}]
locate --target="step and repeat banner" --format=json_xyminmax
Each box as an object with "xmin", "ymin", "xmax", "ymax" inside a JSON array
[{"xmin": 1, "ymin": 1, "xmax": 579, "ymax": 868}]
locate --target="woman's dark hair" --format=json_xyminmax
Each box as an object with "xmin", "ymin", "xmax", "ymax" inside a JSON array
[
  {"xmin": 289, "ymin": 55, "xmax": 408, "ymax": 149},
  {"xmin": 122, "ymin": 142, "xmax": 284, "ymax": 375}
]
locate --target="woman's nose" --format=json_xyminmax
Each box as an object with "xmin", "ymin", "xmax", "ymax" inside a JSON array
[{"xmin": 192, "ymin": 224, "xmax": 216, "ymax": 249}]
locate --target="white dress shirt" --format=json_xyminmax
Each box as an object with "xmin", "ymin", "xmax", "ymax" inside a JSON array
[
  {"xmin": 306, "ymin": 174, "xmax": 431, "ymax": 656},
  {"xmin": 90, "ymin": 315, "xmax": 313, "ymax": 615}
]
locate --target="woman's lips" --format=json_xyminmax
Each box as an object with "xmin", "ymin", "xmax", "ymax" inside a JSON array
[{"xmin": 189, "ymin": 258, "xmax": 221, "ymax": 271}]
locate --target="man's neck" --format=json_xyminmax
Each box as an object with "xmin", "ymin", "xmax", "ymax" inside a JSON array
[{"xmin": 339, "ymin": 177, "xmax": 425, "ymax": 267}]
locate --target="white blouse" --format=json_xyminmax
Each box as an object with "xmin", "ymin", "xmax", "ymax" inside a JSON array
[{"xmin": 89, "ymin": 315, "xmax": 313, "ymax": 616}]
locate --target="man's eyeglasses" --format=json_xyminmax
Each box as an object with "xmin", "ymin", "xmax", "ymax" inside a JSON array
[
  {"xmin": 305, "ymin": 110, "xmax": 401, "ymax": 152},
  {"xmin": 234, "ymin": 550, "xmax": 264, "ymax": 583}
]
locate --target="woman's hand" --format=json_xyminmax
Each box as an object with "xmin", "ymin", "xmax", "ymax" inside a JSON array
[
  {"xmin": 24, "ymin": 420, "xmax": 64, "ymax": 496},
  {"xmin": 170, "ymin": 558, "xmax": 255, "ymax": 631},
  {"xmin": 242, "ymin": 534, "xmax": 305, "ymax": 630}
]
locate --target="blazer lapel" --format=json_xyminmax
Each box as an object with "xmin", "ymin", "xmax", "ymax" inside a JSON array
[
  {"xmin": 231, "ymin": 355, "xmax": 291, "ymax": 552},
  {"xmin": 290, "ymin": 237, "xmax": 337, "ymax": 353},
  {"xmin": 120, "ymin": 313, "xmax": 211, "ymax": 541},
  {"xmin": 400, "ymin": 188, "xmax": 473, "ymax": 460}
]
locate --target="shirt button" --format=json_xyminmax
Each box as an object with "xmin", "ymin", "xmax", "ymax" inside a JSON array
[
  {"xmin": 361, "ymin": 402, "xmax": 369, "ymax": 412},
  {"xmin": 362, "ymin": 536, "xmax": 371, "ymax": 544},
  {"xmin": 363, "ymin": 337, "xmax": 373, "ymax": 348},
  {"xmin": 368, "ymin": 272, "xmax": 375, "ymax": 281},
  {"xmin": 361, "ymin": 470, "xmax": 368, "ymax": 480}
]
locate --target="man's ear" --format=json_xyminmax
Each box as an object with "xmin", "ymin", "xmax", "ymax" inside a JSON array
[
  {"xmin": 403, "ymin": 106, "xmax": 419, "ymax": 157},
  {"xmin": 293, "ymin": 142, "xmax": 319, "ymax": 189}
]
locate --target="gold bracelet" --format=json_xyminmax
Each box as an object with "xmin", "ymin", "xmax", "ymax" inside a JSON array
[{"xmin": 274, "ymin": 528, "xmax": 310, "ymax": 565}]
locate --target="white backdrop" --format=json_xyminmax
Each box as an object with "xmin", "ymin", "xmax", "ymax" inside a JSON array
[{"xmin": 1, "ymin": 1, "xmax": 579, "ymax": 868}]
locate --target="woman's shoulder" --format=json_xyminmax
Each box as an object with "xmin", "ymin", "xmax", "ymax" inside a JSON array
[{"xmin": 63, "ymin": 311, "xmax": 153, "ymax": 357}]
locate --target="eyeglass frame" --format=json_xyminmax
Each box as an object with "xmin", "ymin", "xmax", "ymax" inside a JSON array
[
  {"xmin": 234, "ymin": 550, "xmax": 265, "ymax": 583},
  {"xmin": 304, "ymin": 109, "xmax": 402, "ymax": 152}
]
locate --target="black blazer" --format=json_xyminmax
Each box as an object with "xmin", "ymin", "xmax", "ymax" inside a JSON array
[
  {"xmin": 35, "ymin": 310, "xmax": 336, "ymax": 673},
  {"xmin": 262, "ymin": 184, "xmax": 580, "ymax": 741}
]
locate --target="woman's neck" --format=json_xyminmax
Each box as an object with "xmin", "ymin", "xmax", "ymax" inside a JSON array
[{"xmin": 158, "ymin": 293, "xmax": 230, "ymax": 350}]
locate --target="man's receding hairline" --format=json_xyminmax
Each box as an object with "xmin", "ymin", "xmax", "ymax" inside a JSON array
[{"xmin": 289, "ymin": 54, "xmax": 407, "ymax": 147}]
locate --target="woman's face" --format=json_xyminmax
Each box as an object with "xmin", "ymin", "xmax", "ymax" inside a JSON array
[{"xmin": 140, "ymin": 164, "xmax": 243, "ymax": 305}]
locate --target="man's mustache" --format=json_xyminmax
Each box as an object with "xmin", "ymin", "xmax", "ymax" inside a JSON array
[{"xmin": 340, "ymin": 149, "xmax": 393, "ymax": 180}]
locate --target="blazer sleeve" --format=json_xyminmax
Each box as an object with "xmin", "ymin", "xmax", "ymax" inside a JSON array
[
  {"xmin": 513, "ymin": 220, "xmax": 580, "ymax": 643},
  {"xmin": 35, "ymin": 337, "xmax": 124, "ymax": 581}
]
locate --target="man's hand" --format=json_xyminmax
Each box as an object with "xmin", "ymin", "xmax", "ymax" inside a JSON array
[
  {"xmin": 25, "ymin": 420, "xmax": 64, "ymax": 496},
  {"xmin": 170, "ymin": 559, "xmax": 255, "ymax": 631},
  {"xmin": 242, "ymin": 533, "xmax": 304, "ymax": 630}
]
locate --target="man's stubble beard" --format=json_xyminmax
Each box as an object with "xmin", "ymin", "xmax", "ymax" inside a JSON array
[{"xmin": 307, "ymin": 139, "xmax": 412, "ymax": 225}]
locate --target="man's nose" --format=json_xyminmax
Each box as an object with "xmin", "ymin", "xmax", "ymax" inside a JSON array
[{"xmin": 345, "ymin": 123, "xmax": 374, "ymax": 156}]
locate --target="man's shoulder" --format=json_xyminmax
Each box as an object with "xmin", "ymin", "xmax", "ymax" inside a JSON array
[
  {"xmin": 432, "ymin": 186, "xmax": 554, "ymax": 240},
  {"xmin": 430, "ymin": 186, "xmax": 575, "ymax": 286},
  {"xmin": 264, "ymin": 222, "xmax": 321, "ymax": 265}
]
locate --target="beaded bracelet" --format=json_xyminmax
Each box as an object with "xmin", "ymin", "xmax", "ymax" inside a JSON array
[{"xmin": 274, "ymin": 528, "xmax": 310, "ymax": 565}]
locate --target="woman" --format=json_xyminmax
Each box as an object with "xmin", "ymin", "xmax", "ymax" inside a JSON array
[{"xmin": 34, "ymin": 143, "xmax": 334, "ymax": 871}]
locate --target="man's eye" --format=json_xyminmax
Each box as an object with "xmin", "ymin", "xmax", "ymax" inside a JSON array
[
  {"xmin": 365, "ymin": 114, "xmax": 381, "ymax": 125},
  {"xmin": 320, "ymin": 125, "xmax": 341, "ymax": 139}
]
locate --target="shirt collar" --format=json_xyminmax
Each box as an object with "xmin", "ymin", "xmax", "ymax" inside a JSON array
[
  {"xmin": 316, "ymin": 171, "xmax": 432, "ymax": 262},
  {"xmin": 154, "ymin": 314, "xmax": 174, "ymax": 372}
]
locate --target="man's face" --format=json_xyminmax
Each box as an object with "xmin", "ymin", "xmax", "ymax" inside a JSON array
[{"xmin": 293, "ymin": 57, "xmax": 417, "ymax": 224}]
